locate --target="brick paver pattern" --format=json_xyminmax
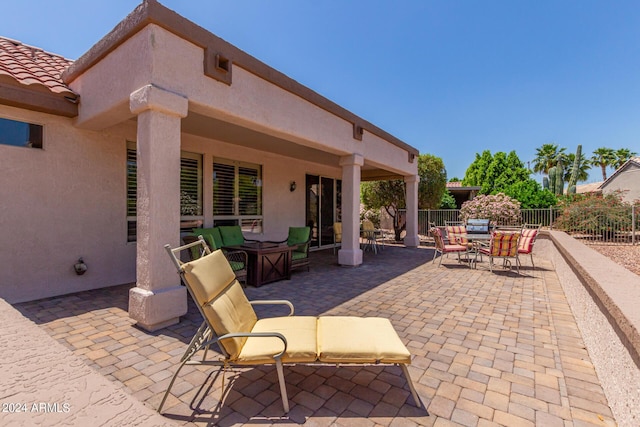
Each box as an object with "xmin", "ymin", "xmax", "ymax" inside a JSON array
[{"xmin": 16, "ymin": 245, "xmax": 617, "ymax": 426}]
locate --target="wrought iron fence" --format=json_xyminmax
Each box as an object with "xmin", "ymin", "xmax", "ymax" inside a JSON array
[{"xmin": 414, "ymin": 207, "xmax": 638, "ymax": 245}]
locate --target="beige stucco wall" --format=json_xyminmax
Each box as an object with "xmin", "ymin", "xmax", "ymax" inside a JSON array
[
  {"xmin": 0, "ymin": 102, "xmax": 345, "ymax": 303},
  {"xmin": 0, "ymin": 105, "xmax": 136, "ymax": 303},
  {"xmin": 601, "ymin": 164, "xmax": 640, "ymax": 203}
]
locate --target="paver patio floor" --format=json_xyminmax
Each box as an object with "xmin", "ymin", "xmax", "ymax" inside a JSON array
[{"xmin": 15, "ymin": 245, "xmax": 617, "ymax": 426}]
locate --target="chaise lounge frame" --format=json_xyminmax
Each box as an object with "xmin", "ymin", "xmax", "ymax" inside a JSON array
[{"xmin": 160, "ymin": 236, "xmax": 421, "ymax": 414}]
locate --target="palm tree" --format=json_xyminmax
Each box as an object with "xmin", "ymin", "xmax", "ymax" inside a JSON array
[
  {"xmin": 613, "ymin": 148, "xmax": 638, "ymax": 169},
  {"xmin": 590, "ymin": 147, "xmax": 616, "ymax": 181},
  {"xmin": 532, "ymin": 143, "xmax": 565, "ymax": 174},
  {"xmin": 562, "ymin": 152, "xmax": 590, "ymax": 183}
]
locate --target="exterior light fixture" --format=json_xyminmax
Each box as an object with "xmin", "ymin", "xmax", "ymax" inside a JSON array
[
  {"xmin": 74, "ymin": 258, "xmax": 87, "ymax": 275},
  {"xmin": 290, "ymin": 181, "xmax": 297, "ymax": 192}
]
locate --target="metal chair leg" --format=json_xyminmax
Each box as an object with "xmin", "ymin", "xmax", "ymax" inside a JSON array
[
  {"xmin": 400, "ymin": 363, "xmax": 422, "ymax": 408},
  {"xmin": 275, "ymin": 358, "xmax": 290, "ymax": 413}
]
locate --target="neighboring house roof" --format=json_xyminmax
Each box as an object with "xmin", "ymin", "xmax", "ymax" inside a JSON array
[
  {"xmin": 576, "ymin": 182, "xmax": 603, "ymax": 194},
  {"xmin": 599, "ymin": 157, "xmax": 640, "ymax": 189},
  {"xmin": 446, "ymin": 182, "xmax": 481, "ymax": 191},
  {"xmin": 0, "ymin": 36, "xmax": 78, "ymax": 116},
  {"xmin": 0, "ymin": 36, "xmax": 75, "ymax": 95}
]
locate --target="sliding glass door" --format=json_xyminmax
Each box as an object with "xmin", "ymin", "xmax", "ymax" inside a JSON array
[{"xmin": 305, "ymin": 174, "xmax": 342, "ymax": 249}]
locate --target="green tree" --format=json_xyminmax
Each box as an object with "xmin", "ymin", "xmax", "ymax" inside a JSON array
[
  {"xmin": 613, "ymin": 148, "xmax": 638, "ymax": 169},
  {"xmin": 462, "ymin": 150, "xmax": 493, "ymax": 188},
  {"xmin": 502, "ymin": 179, "xmax": 557, "ymax": 209},
  {"xmin": 439, "ymin": 190, "xmax": 457, "ymax": 209},
  {"xmin": 463, "ymin": 150, "xmax": 529, "ymax": 195},
  {"xmin": 532, "ymin": 143, "xmax": 565, "ymax": 174},
  {"xmin": 418, "ymin": 154, "xmax": 447, "ymax": 209},
  {"xmin": 361, "ymin": 180, "xmax": 406, "ymax": 241},
  {"xmin": 361, "ymin": 153, "xmax": 448, "ymax": 240},
  {"xmin": 590, "ymin": 147, "xmax": 616, "ymax": 181}
]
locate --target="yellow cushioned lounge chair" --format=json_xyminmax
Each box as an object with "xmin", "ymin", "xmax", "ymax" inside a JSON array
[{"xmin": 160, "ymin": 236, "xmax": 421, "ymax": 414}]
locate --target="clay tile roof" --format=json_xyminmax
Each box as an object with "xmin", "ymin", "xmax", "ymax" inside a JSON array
[
  {"xmin": 447, "ymin": 182, "xmax": 462, "ymax": 188},
  {"xmin": 0, "ymin": 36, "xmax": 76, "ymax": 96}
]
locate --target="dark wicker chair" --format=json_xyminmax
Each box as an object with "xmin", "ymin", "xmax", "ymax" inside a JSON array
[{"xmin": 182, "ymin": 235, "xmax": 248, "ymax": 284}]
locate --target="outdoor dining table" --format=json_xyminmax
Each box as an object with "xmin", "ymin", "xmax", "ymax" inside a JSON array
[{"xmin": 465, "ymin": 233, "xmax": 493, "ymax": 268}]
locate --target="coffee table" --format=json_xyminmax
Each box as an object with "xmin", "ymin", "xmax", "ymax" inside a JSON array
[{"xmin": 226, "ymin": 242, "xmax": 292, "ymax": 287}]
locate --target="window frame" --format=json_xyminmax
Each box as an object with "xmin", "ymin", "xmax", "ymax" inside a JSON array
[
  {"xmin": 126, "ymin": 141, "xmax": 205, "ymax": 242},
  {"xmin": 0, "ymin": 116, "xmax": 43, "ymax": 149},
  {"xmin": 213, "ymin": 157, "xmax": 263, "ymax": 232}
]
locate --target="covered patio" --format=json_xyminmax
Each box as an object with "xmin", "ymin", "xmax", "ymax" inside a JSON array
[{"xmin": 14, "ymin": 242, "xmax": 621, "ymax": 426}]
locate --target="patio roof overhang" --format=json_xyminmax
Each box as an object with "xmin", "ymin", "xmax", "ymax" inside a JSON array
[{"xmin": 62, "ymin": 0, "xmax": 418, "ymax": 181}]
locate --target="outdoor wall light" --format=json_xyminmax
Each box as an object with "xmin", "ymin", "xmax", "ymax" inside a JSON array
[
  {"xmin": 290, "ymin": 181, "xmax": 297, "ymax": 192},
  {"xmin": 74, "ymin": 257, "xmax": 87, "ymax": 275}
]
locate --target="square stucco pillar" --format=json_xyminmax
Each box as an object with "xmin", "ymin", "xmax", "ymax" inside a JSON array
[
  {"xmin": 404, "ymin": 174, "xmax": 420, "ymax": 247},
  {"xmin": 128, "ymin": 85, "xmax": 189, "ymax": 331},
  {"xmin": 338, "ymin": 154, "xmax": 364, "ymax": 266}
]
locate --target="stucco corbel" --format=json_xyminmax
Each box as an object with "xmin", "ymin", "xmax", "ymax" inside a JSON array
[{"xmin": 130, "ymin": 84, "xmax": 188, "ymax": 117}]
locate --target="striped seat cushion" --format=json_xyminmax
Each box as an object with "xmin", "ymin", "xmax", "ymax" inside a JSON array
[
  {"xmin": 479, "ymin": 232, "xmax": 520, "ymax": 257},
  {"xmin": 445, "ymin": 225, "xmax": 468, "ymax": 245},
  {"xmin": 518, "ymin": 229, "xmax": 538, "ymax": 254}
]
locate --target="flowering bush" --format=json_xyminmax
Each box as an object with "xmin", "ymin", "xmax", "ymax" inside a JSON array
[
  {"xmin": 554, "ymin": 192, "xmax": 632, "ymax": 240},
  {"xmin": 460, "ymin": 193, "xmax": 521, "ymax": 225}
]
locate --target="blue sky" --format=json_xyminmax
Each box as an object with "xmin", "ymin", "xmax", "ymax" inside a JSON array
[{"xmin": 2, "ymin": 1, "xmax": 639, "ymax": 182}]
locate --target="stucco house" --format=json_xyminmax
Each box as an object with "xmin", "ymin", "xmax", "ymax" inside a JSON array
[
  {"xmin": 0, "ymin": 0, "xmax": 420, "ymax": 330},
  {"xmin": 598, "ymin": 157, "xmax": 640, "ymax": 203}
]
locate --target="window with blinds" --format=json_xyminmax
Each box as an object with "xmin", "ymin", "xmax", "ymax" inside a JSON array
[
  {"xmin": 180, "ymin": 153, "xmax": 202, "ymax": 216},
  {"xmin": 126, "ymin": 142, "xmax": 203, "ymax": 242},
  {"xmin": 213, "ymin": 158, "xmax": 262, "ymax": 229}
]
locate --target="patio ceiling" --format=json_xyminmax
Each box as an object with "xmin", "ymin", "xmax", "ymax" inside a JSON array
[{"xmin": 177, "ymin": 111, "xmax": 404, "ymax": 181}]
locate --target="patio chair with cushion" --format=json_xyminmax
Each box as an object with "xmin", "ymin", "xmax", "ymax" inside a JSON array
[
  {"xmin": 161, "ymin": 237, "xmax": 421, "ymax": 414},
  {"xmin": 182, "ymin": 234, "xmax": 248, "ymax": 284},
  {"xmin": 332, "ymin": 222, "xmax": 342, "ymax": 254},
  {"xmin": 271, "ymin": 226, "xmax": 311, "ymax": 272},
  {"xmin": 430, "ymin": 227, "xmax": 470, "ymax": 267},
  {"xmin": 518, "ymin": 224, "xmax": 542, "ymax": 269},
  {"xmin": 445, "ymin": 222, "xmax": 469, "ymax": 247},
  {"xmin": 361, "ymin": 220, "xmax": 383, "ymax": 253},
  {"xmin": 477, "ymin": 231, "xmax": 522, "ymax": 273}
]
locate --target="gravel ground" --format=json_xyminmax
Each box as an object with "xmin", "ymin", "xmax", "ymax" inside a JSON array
[{"xmin": 589, "ymin": 244, "xmax": 640, "ymax": 276}]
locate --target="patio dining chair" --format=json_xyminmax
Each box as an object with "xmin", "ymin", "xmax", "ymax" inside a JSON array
[
  {"xmin": 445, "ymin": 222, "xmax": 469, "ymax": 246},
  {"xmin": 477, "ymin": 231, "xmax": 522, "ymax": 274},
  {"xmin": 332, "ymin": 222, "xmax": 342, "ymax": 254},
  {"xmin": 361, "ymin": 220, "xmax": 383, "ymax": 253},
  {"xmin": 430, "ymin": 227, "xmax": 470, "ymax": 267},
  {"xmin": 518, "ymin": 224, "xmax": 542, "ymax": 269},
  {"xmin": 161, "ymin": 237, "xmax": 421, "ymax": 414}
]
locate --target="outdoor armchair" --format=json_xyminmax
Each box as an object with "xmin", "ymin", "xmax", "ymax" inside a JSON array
[
  {"xmin": 183, "ymin": 234, "xmax": 248, "ymax": 284},
  {"xmin": 161, "ymin": 237, "xmax": 421, "ymax": 414},
  {"xmin": 518, "ymin": 224, "xmax": 542, "ymax": 269},
  {"xmin": 271, "ymin": 226, "xmax": 311, "ymax": 272},
  {"xmin": 430, "ymin": 227, "xmax": 470, "ymax": 267},
  {"xmin": 478, "ymin": 231, "xmax": 522, "ymax": 274},
  {"xmin": 445, "ymin": 222, "xmax": 469, "ymax": 246},
  {"xmin": 332, "ymin": 222, "xmax": 342, "ymax": 254}
]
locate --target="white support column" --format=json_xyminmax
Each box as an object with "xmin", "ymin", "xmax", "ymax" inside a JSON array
[
  {"xmin": 404, "ymin": 174, "xmax": 420, "ymax": 247},
  {"xmin": 128, "ymin": 85, "xmax": 189, "ymax": 331},
  {"xmin": 338, "ymin": 154, "xmax": 364, "ymax": 266}
]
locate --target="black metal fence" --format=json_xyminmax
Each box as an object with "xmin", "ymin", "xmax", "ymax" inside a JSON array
[{"xmin": 413, "ymin": 207, "xmax": 638, "ymax": 245}]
